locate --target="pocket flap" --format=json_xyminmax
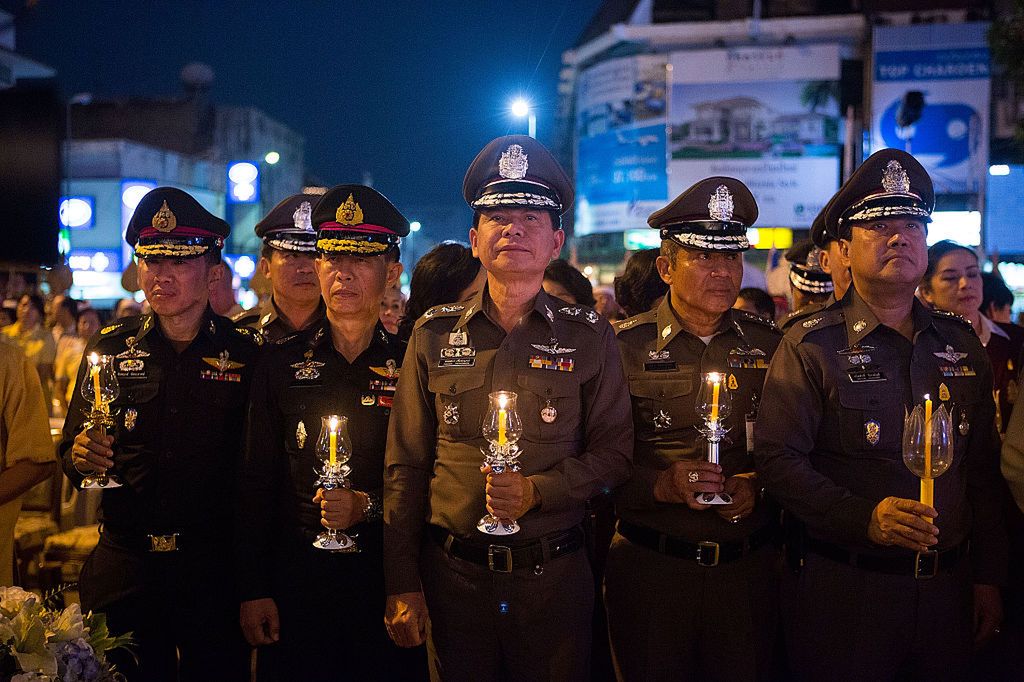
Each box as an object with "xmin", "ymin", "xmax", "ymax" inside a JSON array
[
  {"xmin": 516, "ymin": 372, "xmax": 576, "ymax": 398},
  {"xmin": 428, "ymin": 371, "xmax": 486, "ymax": 397},
  {"xmin": 627, "ymin": 376, "xmax": 693, "ymax": 400}
]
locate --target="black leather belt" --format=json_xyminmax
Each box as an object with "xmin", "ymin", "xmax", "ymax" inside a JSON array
[
  {"xmin": 805, "ymin": 537, "xmax": 967, "ymax": 579},
  {"xmin": 618, "ymin": 520, "xmax": 775, "ymax": 567},
  {"xmin": 429, "ymin": 525, "xmax": 583, "ymax": 573},
  {"xmin": 100, "ymin": 526, "xmax": 210, "ymax": 553}
]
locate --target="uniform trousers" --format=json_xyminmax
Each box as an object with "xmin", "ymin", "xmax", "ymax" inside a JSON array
[
  {"xmin": 420, "ymin": 531, "xmax": 594, "ymax": 682},
  {"xmin": 782, "ymin": 551, "xmax": 973, "ymax": 682},
  {"xmin": 603, "ymin": 531, "xmax": 779, "ymax": 682},
  {"xmin": 255, "ymin": 535, "xmax": 427, "ymax": 681},
  {"xmin": 79, "ymin": 536, "xmax": 248, "ymax": 682}
]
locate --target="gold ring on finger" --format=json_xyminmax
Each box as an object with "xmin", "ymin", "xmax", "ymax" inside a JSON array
[{"xmin": 688, "ymin": 471, "xmax": 699, "ymax": 484}]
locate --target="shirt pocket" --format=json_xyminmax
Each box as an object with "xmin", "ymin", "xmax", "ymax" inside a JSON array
[
  {"xmin": 428, "ymin": 370, "xmax": 488, "ymax": 441},
  {"xmin": 110, "ymin": 380, "xmax": 160, "ymax": 436},
  {"xmin": 836, "ymin": 383, "xmax": 898, "ymax": 456},
  {"xmin": 515, "ymin": 372, "xmax": 580, "ymax": 443},
  {"xmin": 627, "ymin": 374, "xmax": 695, "ymax": 438}
]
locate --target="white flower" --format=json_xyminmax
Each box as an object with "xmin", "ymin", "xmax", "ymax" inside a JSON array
[
  {"xmin": 0, "ymin": 587, "xmax": 37, "ymax": 617},
  {"xmin": 48, "ymin": 603, "xmax": 86, "ymax": 642}
]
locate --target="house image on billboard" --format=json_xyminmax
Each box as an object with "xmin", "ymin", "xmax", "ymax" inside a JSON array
[
  {"xmin": 683, "ymin": 97, "xmax": 772, "ymax": 148},
  {"xmin": 674, "ymin": 95, "xmax": 838, "ymax": 158}
]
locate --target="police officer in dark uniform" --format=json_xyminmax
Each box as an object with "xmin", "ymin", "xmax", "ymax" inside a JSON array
[
  {"xmin": 607, "ymin": 177, "xmax": 783, "ymax": 681},
  {"xmin": 779, "ymin": 201, "xmax": 845, "ymax": 332},
  {"xmin": 237, "ymin": 185, "xmax": 425, "ymax": 680},
  {"xmin": 755, "ymin": 150, "xmax": 1007, "ymax": 681},
  {"xmin": 60, "ymin": 187, "xmax": 260, "ymax": 681},
  {"xmin": 383, "ymin": 135, "xmax": 633, "ymax": 681},
  {"xmin": 233, "ymin": 193, "xmax": 326, "ymax": 342},
  {"xmin": 784, "ymin": 239, "xmax": 833, "ymax": 313}
]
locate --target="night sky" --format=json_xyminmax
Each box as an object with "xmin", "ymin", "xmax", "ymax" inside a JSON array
[{"xmin": 7, "ymin": 0, "xmax": 603, "ymax": 233}]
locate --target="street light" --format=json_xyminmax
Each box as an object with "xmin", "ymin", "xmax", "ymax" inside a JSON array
[
  {"xmin": 510, "ymin": 97, "xmax": 536, "ymax": 138},
  {"xmin": 264, "ymin": 151, "xmax": 280, "ymax": 165}
]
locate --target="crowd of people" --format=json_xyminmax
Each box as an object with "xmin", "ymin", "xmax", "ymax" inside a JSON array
[{"xmin": 0, "ymin": 135, "xmax": 1022, "ymax": 681}]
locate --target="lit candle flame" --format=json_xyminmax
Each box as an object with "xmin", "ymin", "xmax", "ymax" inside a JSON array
[
  {"xmin": 89, "ymin": 352, "xmax": 100, "ymax": 366},
  {"xmin": 329, "ymin": 416, "xmax": 339, "ymax": 433},
  {"xmin": 498, "ymin": 393, "xmax": 508, "ymax": 409},
  {"xmin": 708, "ymin": 372, "xmax": 722, "ymax": 384}
]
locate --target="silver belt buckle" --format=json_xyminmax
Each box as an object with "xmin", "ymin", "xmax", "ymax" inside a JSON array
[{"xmin": 148, "ymin": 533, "xmax": 179, "ymax": 552}]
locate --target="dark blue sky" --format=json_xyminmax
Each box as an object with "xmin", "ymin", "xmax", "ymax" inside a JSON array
[{"xmin": 8, "ymin": 0, "xmax": 602, "ymax": 218}]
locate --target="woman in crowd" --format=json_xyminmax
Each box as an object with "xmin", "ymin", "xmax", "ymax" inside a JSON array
[
  {"xmin": 397, "ymin": 241, "xmax": 484, "ymax": 341},
  {"xmin": 919, "ymin": 240, "xmax": 1024, "ymax": 434},
  {"xmin": 543, "ymin": 258, "xmax": 595, "ymax": 307},
  {"xmin": 2, "ymin": 293, "xmax": 56, "ymax": 408},
  {"xmin": 53, "ymin": 306, "xmax": 102, "ymax": 416},
  {"xmin": 613, "ymin": 248, "xmax": 668, "ymax": 318}
]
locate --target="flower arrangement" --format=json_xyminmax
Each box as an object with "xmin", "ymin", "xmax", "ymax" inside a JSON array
[{"xmin": 0, "ymin": 586, "xmax": 131, "ymax": 682}]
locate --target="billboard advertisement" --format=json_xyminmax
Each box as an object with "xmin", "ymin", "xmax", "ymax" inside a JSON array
[
  {"xmin": 575, "ymin": 55, "xmax": 668, "ymax": 235},
  {"xmin": 668, "ymin": 45, "xmax": 842, "ymax": 227},
  {"xmin": 871, "ymin": 22, "xmax": 990, "ymax": 195}
]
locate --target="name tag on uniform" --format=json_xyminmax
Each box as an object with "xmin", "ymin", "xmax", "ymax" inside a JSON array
[
  {"xmin": 439, "ymin": 346, "xmax": 476, "ymax": 368},
  {"xmin": 938, "ymin": 365, "xmax": 976, "ymax": 377},
  {"xmin": 847, "ymin": 367, "xmax": 886, "ymax": 383},
  {"xmin": 728, "ymin": 347, "xmax": 768, "ymax": 369},
  {"xmin": 644, "ymin": 361, "xmax": 677, "ymax": 372}
]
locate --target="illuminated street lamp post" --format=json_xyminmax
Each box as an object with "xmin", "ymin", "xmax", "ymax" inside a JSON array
[{"xmin": 510, "ymin": 97, "xmax": 536, "ymax": 138}]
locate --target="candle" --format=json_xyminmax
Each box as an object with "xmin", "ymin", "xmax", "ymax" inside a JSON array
[
  {"xmin": 90, "ymin": 353, "xmax": 102, "ymax": 409},
  {"xmin": 329, "ymin": 416, "xmax": 339, "ymax": 466},
  {"xmin": 921, "ymin": 395, "xmax": 934, "ymax": 509},
  {"xmin": 709, "ymin": 373, "xmax": 721, "ymax": 423},
  {"xmin": 497, "ymin": 394, "xmax": 508, "ymax": 445}
]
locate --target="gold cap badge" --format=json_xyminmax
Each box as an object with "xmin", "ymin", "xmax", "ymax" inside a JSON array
[
  {"xmin": 152, "ymin": 200, "xmax": 177, "ymax": 233},
  {"xmin": 335, "ymin": 194, "xmax": 365, "ymax": 226}
]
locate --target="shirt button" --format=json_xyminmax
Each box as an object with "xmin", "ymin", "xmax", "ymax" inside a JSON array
[{"xmin": 170, "ymin": 407, "xmax": 179, "ymax": 415}]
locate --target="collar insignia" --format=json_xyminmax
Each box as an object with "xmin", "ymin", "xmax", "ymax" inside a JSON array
[
  {"xmin": 853, "ymin": 320, "xmax": 867, "ymax": 333},
  {"xmin": 560, "ymin": 306, "xmax": 581, "ymax": 316},
  {"xmin": 803, "ymin": 317, "xmax": 822, "ymax": 329}
]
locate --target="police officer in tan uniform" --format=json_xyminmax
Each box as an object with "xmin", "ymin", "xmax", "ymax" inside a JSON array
[
  {"xmin": 383, "ymin": 135, "xmax": 633, "ymax": 681},
  {"xmin": 607, "ymin": 177, "xmax": 783, "ymax": 681},
  {"xmin": 756, "ymin": 149, "xmax": 1007, "ymax": 681},
  {"xmin": 233, "ymin": 193, "xmax": 326, "ymax": 342}
]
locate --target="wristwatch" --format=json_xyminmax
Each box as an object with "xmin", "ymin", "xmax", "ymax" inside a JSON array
[{"xmin": 361, "ymin": 491, "xmax": 382, "ymax": 523}]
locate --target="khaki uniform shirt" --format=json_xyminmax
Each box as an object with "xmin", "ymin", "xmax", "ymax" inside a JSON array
[
  {"xmin": 755, "ymin": 289, "xmax": 1008, "ymax": 584},
  {"xmin": 232, "ymin": 296, "xmax": 326, "ymax": 344},
  {"xmin": 614, "ymin": 297, "xmax": 782, "ymax": 541},
  {"xmin": 383, "ymin": 288, "xmax": 633, "ymax": 595},
  {"xmin": 0, "ymin": 341, "xmax": 56, "ymax": 585}
]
